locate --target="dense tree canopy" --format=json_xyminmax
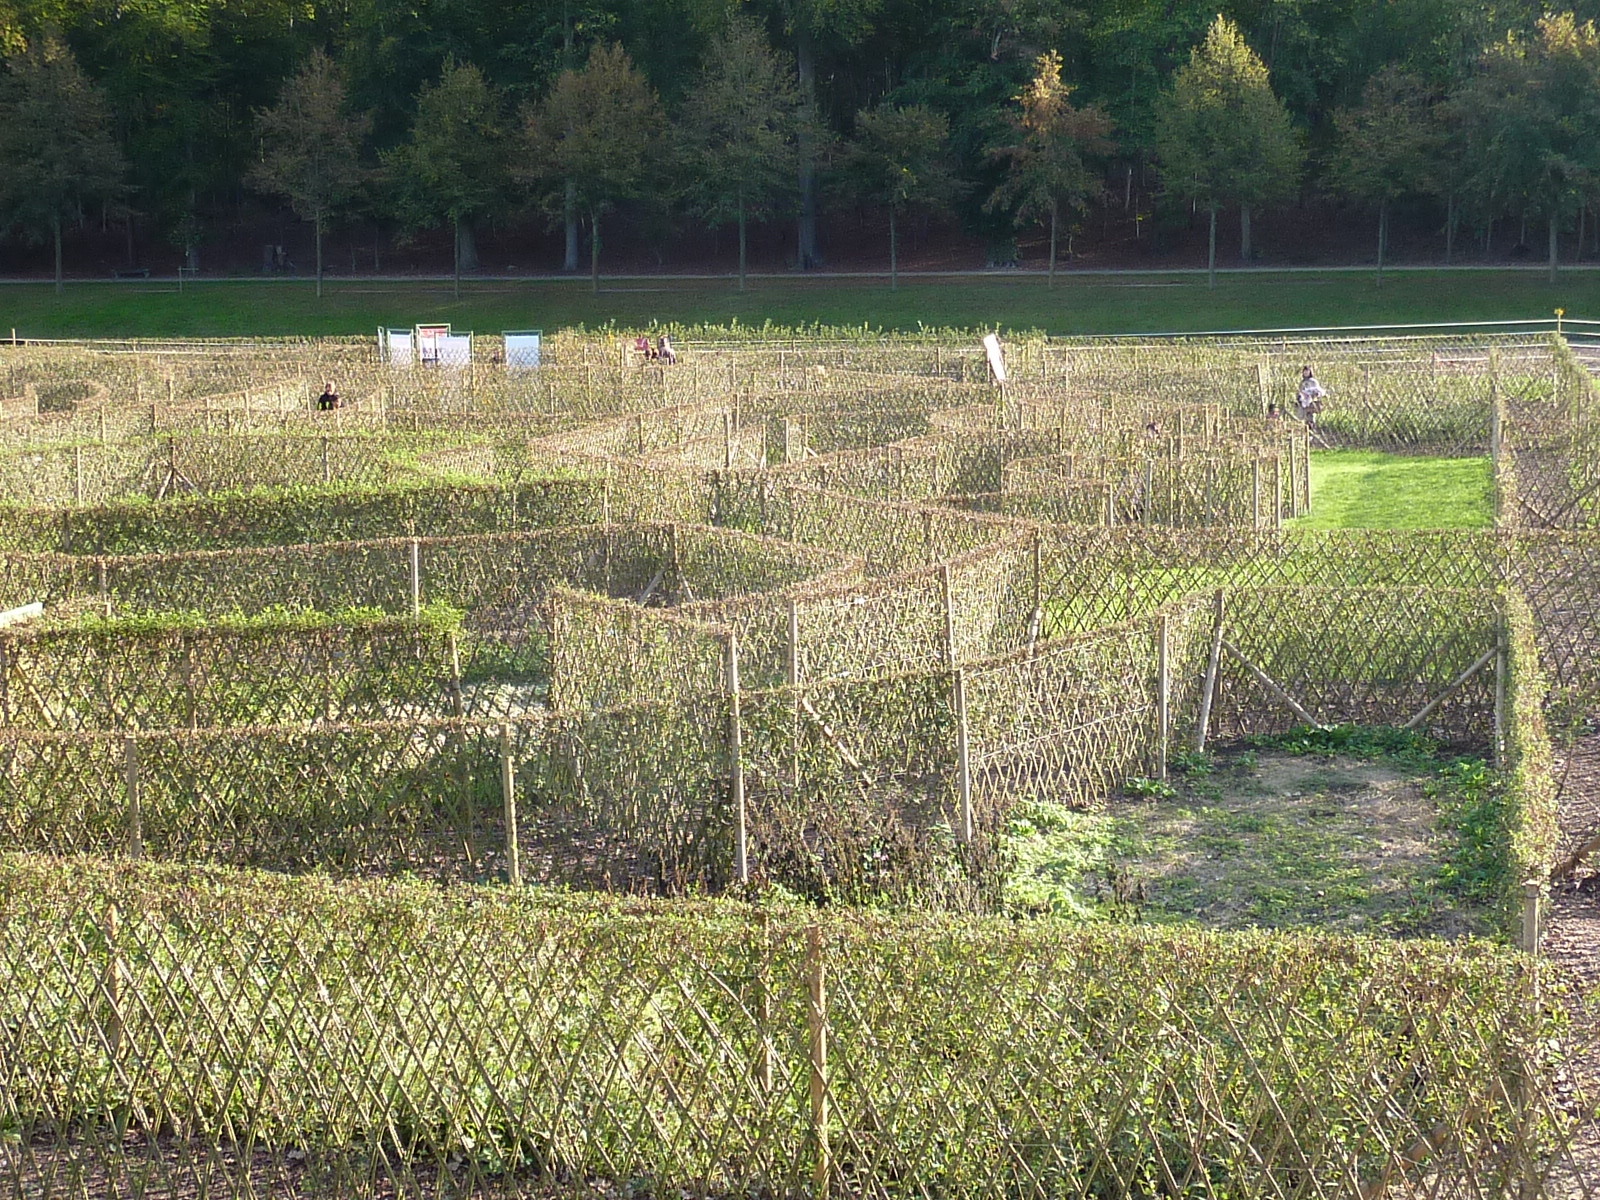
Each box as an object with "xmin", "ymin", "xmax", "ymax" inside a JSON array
[{"xmin": 1, "ymin": 0, "xmax": 1599, "ymax": 279}]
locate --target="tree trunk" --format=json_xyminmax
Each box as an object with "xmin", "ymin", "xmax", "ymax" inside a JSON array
[
  {"xmin": 564, "ymin": 181, "xmax": 580, "ymax": 272},
  {"xmin": 738, "ymin": 194, "xmax": 747, "ymax": 292},
  {"xmin": 796, "ymin": 32, "xmax": 819, "ymax": 270},
  {"xmin": 1578, "ymin": 206, "xmax": 1585, "ymax": 264},
  {"xmin": 1445, "ymin": 192, "xmax": 1455, "ymax": 264},
  {"xmin": 1048, "ymin": 201, "xmax": 1058, "ymax": 289},
  {"xmin": 125, "ymin": 215, "xmax": 136, "ymax": 269},
  {"xmin": 315, "ymin": 211, "xmax": 324, "ymax": 299},
  {"xmin": 1207, "ymin": 206, "xmax": 1217, "ymax": 290},
  {"xmin": 591, "ymin": 210, "xmax": 601, "ymax": 294},
  {"xmin": 1549, "ymin": 213, "xmax": 1559, "ymax": 283},
  {"xmin": 52, "ymin": 215, "xmax": 62, "ymax": 294},
  {"xmin": 452, "ymin": 216, "xmax": 461, "ymax": 300},
  {"xmin": 1376, "ymin": 200, "xmax": 1386, "ymax": 288},
  {"xmin": 1240, "ymin": 204, "xmax": 1252, "ymax": 263},
  {"xmin": 456, "ymin": 221, "xmax": 480, "ymax": 272},
  {"xmin": 889, "ymin": 207, "xmax": 898, "ymax": 291}
]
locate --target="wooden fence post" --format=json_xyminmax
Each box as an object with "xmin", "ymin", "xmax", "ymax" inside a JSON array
[
  {"xmin": 940, "ymin": 563, "xmax": 957, "ymax": 667},
  {"xmin": 123, "ymin": 734, "xmax": 142, "ymax": 859},
  {"xmin": 409, "ymin": 538, "xmax": 421, "ymax": 617},
  {"xmin": 729, "ymin": 632, "xmax": 748, "ymax": 885},
  {"xmin": 953, "ymin": 667, "xmax": 973, "ymax": 843},
  {"xmin": 1251, "ymin": 460, "xmax": 1262, "ymax": 528},
  {"xmin": 1495, "ymin": 616, "xmax": 1509, "ymax": 768},
  {"xmin": 73, "ymin": 445, "xmax": 83, "ymax": 505},
  {"xmin": 1272, "ymin": 455, "xmax": 1283, "ymax": 529},
  {"xmin": 788, "ymin": 600, "xmax": 802, "ymax": 791},
  {"xmin": 321, "ymin": 436, "xmax": 331, "ymax": 485},
  {"xmin": 1195, "ymin": 591, "xmax": 1226, "ymax": 751},
  {"xmin": 807, "ymin": 925, "xmax": 830, "ymax": 1200},
  {"xmin": 1156, "ymin": 614, "xmax": 1170, "ymax": 781},
  {"xmin": 1520, "ymin": 880, "xmax": 1543, "ymax": 954},
  {"xmin": 501, "ymin": 723, "xmax": 521, "ymax": 886}
]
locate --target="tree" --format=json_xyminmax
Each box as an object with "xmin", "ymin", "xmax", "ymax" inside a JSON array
[
  {"xmin": 250, "ymin": 50, "xmax": 370, "ymax": 298},
  {"xmin": 520, "ymin": 43, "xmax": 662, "ymax": 293},
  {"xmin": 0, "ymin": 37, "xmax": 125, "ymax": 292},
  {"xmin": 385, "ymin": 61, "xmax": 509, "ymax": 299},
  {"xmin": 1153, "ymin": 15, "xmax": 1302, "ymax": 287},
  {"xmin": 1327, "ymin": 67, "xmax": 1438, "ymax": 286},
  {"xmin": 840, "ymin": 103, "xmax": 961, "ymax": 290},
  {"xmin": 677, "ymin": 16, "xmax": 804, "ymax": 291},
  {"xmin": 1450, "ymin": 14, "xmax": 1600, "ymax": 281},
  {"xmin": 988, "ymin": 51, "xmax": 1115, "ymax": 288}
]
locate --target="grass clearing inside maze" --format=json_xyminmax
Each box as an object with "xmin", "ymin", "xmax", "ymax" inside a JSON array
[
  {"xmin": 1005, "ymin": 732, "xmax": 1509, "ymax": 938},
  {"xmin": 1296, "ymin": 448, "xmax": 1494, "ymax": 529}
]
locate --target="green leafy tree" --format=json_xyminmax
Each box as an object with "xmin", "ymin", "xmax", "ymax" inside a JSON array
[
  {"xmin": 250, "ymin": 50, "xmax": 370, "ymax": 298},
  {"xmin": 1153, "ymin": 15, "xmax": 1302, "ymax": 287},
  {"xmin": 840, "ymin": 103, "xmax": 961, "ymax": 290},
  {"xmin": 385, "ymin": 61, "xmax": 509, "ymax": 298},
  {"xmin": 988, "ymin": 51, "xmax": 1116, "ymax": 288},
  {"xmin": 1327, "ymin": 67, "xmax": 1438, "ymax": 285},
  {"xmin": 0, "ymin": 36, "xmax": 125, "ymax": 292},
  {"xmin": 520, "ymin": 42, "xmax": 662, "ymax": 293},
  {"xmin": 1451, "ymin": 13, "xmax": 1600, "ymax": 281},
  {"xmin": 678, "ymin": 15, "xmax": 804, "ymax": 291}
]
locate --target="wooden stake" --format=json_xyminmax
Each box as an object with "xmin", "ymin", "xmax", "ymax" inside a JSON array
[
  {"xmin": 729, "ymin": 633, "xmax": 747, "ymax": 885},
  {"xmin": 1156, "ymin": 614, "xmax": 1170, "ymax": 781},
  {"xmin": 1195, "ymin": 591, "xmax": 1226, "ymax": 751},
  {"xmin": 501, "ymin": 723, "xmax": 521, "ymax": 886},
  {"xmin": 789, "ymin": 600, "xmax": 802, "ymax": 790},
  {"xmin": 1494, "ymin": 619, "xmax": 1509, "ymax": 767},
  {"xmin": 73, "ymin": 445, "xmax": 83, "ymax": 505},
  {"xmin": 123, "ymin": 734, "xmax": 142, "ymax": 858},
  {"xmin": 954, "ymin": 667, "xmax": 973, "ymax": 843},
  {"xmin": 409, "ymin": 538, "xmax": 421, "ymax": 616},
  {"xmin": 1521, "ymin": 880, "xmax": 1543, "ymax": 954},
  {"xmin": 807, "ymin": 926, "xmax": 830, "ymax": 1200},
  {"xmin": 940, "ymin": 563, "xmax": 957, "ymax": 667},
  {"xmin": 1251, "ymin": 460, "xmax": 1262, "ymax": 528},
  {"xmin": 1272, "ymin": 455, "xmax": 1283, "ymax": 529}
]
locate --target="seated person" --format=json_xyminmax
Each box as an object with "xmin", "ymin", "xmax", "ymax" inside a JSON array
[{"xmin": 657, "ymin": 335, "xmax": 677, "ymax": 365}]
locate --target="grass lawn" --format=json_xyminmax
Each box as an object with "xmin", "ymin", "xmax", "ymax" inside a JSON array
[
  {"xmin": 0, "ymin": 269, "xmax": 1595, "ymax": 338},
  {"xmin": 1293, "ymin": 450, "xmax": 1493, "ymax": 529}
]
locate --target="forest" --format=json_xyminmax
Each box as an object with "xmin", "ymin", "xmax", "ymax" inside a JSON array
[{"xmin": 2, "ymin": 0, "xmax": 1600, "ymax": 285}]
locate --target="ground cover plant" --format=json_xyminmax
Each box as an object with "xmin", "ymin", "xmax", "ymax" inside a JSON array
[
  {"xmin": 0, "ymin": 322, "xmax": 1591, "ymax": 1196},
  {"xmin": 1005, "ymin": 727, "xmax": 1513, "ymax": 938}
]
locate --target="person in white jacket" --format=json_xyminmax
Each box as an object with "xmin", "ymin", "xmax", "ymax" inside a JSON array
[{"xmin": 1296, "ymin": 365, "xmax": 1327, "ymax": 430}]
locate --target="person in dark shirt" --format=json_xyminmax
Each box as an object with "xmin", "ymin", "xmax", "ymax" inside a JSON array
[{"xmin": 317, "ymin": 381, "xmax": 341, "ymax": 411}]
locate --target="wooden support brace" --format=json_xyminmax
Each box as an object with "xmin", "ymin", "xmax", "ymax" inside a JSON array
[
  {"xmin": 1400, "ymin": 647, "xmax": 1497, "ymax": 731},
  {"xmin": 1221, "ymin": 639, "xmax": 1324, "ymax": 729}
]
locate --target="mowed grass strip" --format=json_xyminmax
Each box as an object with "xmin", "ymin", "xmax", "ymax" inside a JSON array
[
  {"xmin": 0, "ymin": 268, "xmax": 1596, "ymax": 337},
  {"xmin": 1295, "ymin": 450, "xmax": 1493, "ymax": 529}
]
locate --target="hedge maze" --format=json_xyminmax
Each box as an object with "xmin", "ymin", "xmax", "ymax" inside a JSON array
[{"xmin": 0, "ymin": 329, "xmax": 1595, "ymax": 1197}]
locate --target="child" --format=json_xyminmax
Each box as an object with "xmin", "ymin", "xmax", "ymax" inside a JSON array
[{"xmin": 316, "ymin": 381, "xmax": 341, "ymax": 411}]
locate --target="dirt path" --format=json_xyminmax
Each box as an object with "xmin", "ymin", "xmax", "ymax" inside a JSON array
[{"xmin": 1545, "ymin": 732, "xmax": 1600, "ymax": 1196}]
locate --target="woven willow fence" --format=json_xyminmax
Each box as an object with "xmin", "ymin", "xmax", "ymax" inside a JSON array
[
  {"xmin": 0, "ymin": 857, "xmax": 1574, "ymax": 1200},
  {"xmin": 0, "ymin": 586, "xmax": 1523, "ymax": 898}
]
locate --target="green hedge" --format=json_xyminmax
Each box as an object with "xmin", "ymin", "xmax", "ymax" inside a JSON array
[{"xmin": 0, "ymin": 855, "xmax": 1565, "ymax": 1199}]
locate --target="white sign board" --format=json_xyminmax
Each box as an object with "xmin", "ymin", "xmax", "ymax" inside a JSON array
[
  {"xmin": 416, "ymin": 324, "xmax": 451, "ymax": 366},
  {"xmin": 384, "ymin": 328, "xmax": 414, "ymax": 366},
  {"xmin": 504, "ymin": 330, "xmax": 542, "ymax": 369},
  {"xmin": 983, "ymin": 333, "xmax": 1007, "ymax": 384},
  {"xmin": 437, "ymin": 333, "xmax": 472, "ymax": 366}
]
